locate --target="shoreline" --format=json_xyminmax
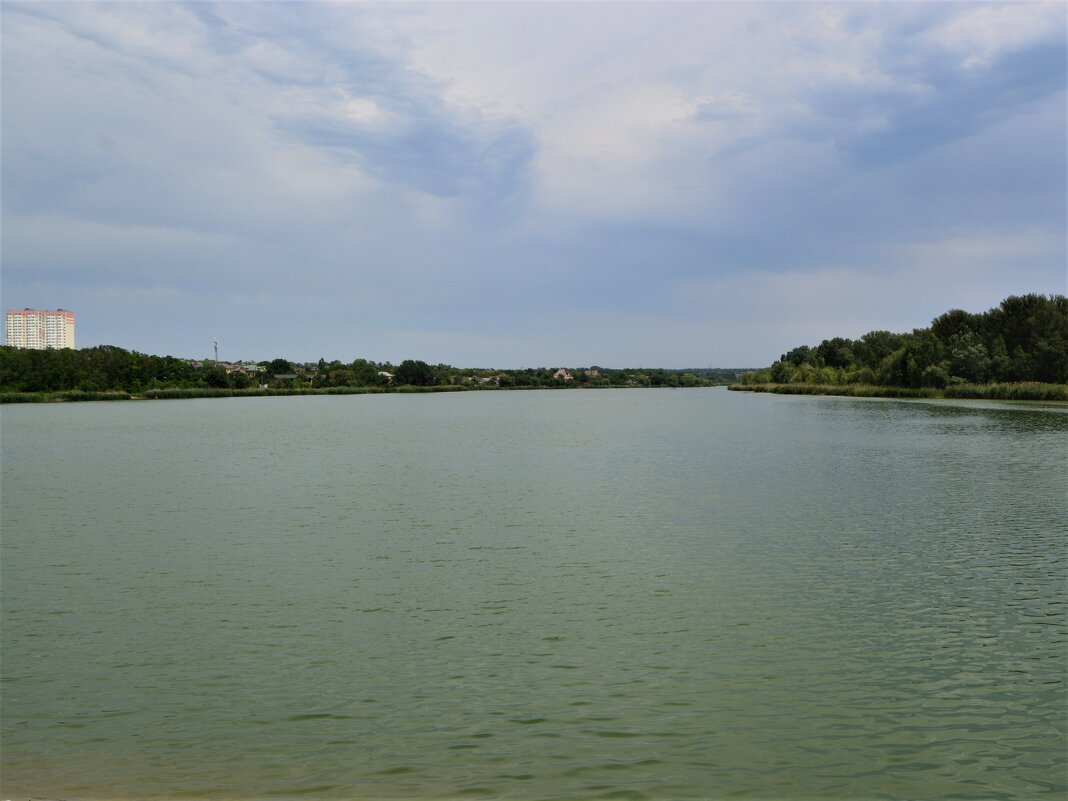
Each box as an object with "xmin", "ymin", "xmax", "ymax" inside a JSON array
[
  {"xmin": 727, "ymin": 382, "xmax": 1068, "ymax": 402},
  {"xmin": 0, "ymin": 384, "xmax": 727, "ymax": 404}
]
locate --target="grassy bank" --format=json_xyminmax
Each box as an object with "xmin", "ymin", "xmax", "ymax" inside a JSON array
[
  {"xmin": 942, "ymin": 382, "xmax": 1068, "ymax": 401},
  {"xmin": 728, "ymin": 382, "xmax": 1068, "ymax": 401},
  {"xmin": 0, "ymin": 390, "xmax": 135, "ymax": 403},
  {"xmin": 0, "ymin": 384, "xmax": 472, "ymax": 404}
]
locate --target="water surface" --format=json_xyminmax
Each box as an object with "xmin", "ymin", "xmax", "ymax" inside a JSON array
[{"xmin": 2, "ymin": 389, "xmax": 1065, "ymax": 799}]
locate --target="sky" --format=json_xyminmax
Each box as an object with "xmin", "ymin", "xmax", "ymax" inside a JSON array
[{"xmin": 2, "ymin": 2, "xmax": 1065, "ymax": 368}]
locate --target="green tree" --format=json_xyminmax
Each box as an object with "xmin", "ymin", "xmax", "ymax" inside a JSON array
[
  {"xmin": 327, "ymin": 368, "xmax": 351, "ymax": 387},
  {"xmin": 769, "ymin": 360, "xmax": 792, "ymax": 383},
  {"xmin": 1029, "ymin": 297, "xmax": 1068, "ymax": 382},
  {"xmin": 781, "ymin": 345, "xmax": 816, "ymax": 366},
  {"xmin": 202, "ymin": 364, "xmax": 229, "ymax": 388},
  {"xmin": 987, "ymin": 294, "xmax": 1068, "ymax": 381},
  {"xmin": 921, "ymin": 363, "xmax": 951, "ymax": 388},
  {"xmin": 947, "ymin": 330, "xmax": 989, "ymax": 383},
  {"xmin": 854, "ymin": 331, "xmax": 904, "ymax": 371},
  {"xmin": 931, "ymin": 309, "xmax": 981, "ymax": 342},
  {"xmin": 815, "ymin": 337, "xmax": 854, "ymax": 369},
  {"xmin": 349, "ymin": 359, "xmax": 379, "ymax": 385},
  {"xmin": 394, "ymin": 359, "xmax": 436, "ymax": 386}
]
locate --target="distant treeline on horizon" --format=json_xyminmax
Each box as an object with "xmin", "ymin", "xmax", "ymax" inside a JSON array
[
  {"xmin": 0, "ymin": 345, "xmax": 750, "ymax": 395},
  {"xmin": 741, "ymin": 293, "xmax": 1067, "ymax": 388}
]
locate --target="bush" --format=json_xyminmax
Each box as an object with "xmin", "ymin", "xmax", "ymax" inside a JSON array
[
  {"xmin": 56, "ymin": 390, "xmax": 132, "ymax": 402},
  {"xmin": 0, "ymin": 393, "xmax": 47, "ymax": 403},
  {"xmin": 921, "ymin": 364, "xmax": 950, "ymax": 388},
  {"xmin": 141, "ymin": 388, "xmax": 234, "ymax": 400}
]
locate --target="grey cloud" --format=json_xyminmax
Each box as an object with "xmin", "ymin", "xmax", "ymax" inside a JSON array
[
  {"xmin": 820, "ymin": 39, "xmax": 1066, "ymax": 166},
  {"xmin": 286, "ymin": 114, "xmax": 535, "ymax": 199},
  {"xmin": 692, "ymin": 103, "xmax": 752, "ymax": 124}
]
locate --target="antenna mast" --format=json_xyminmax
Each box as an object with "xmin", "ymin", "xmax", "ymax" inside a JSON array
[{"xmin": 214, "ymin": 340, "xmax": 218, "ymax": 362}]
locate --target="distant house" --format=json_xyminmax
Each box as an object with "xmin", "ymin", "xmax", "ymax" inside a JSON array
[
  {"xmin": 212, "ymin": 362, "xmax": 267, "ymax": 376},
  {"xmin": 553, "ymin": 369, "xmax": 573, "ymax": 381},
  {"xmin": 584, "ymin": 369, "xmax": 600, "ymax": 378},
  {"xmin": 377, "ymin": 371, "xmax": 394, "ymax": 383}
]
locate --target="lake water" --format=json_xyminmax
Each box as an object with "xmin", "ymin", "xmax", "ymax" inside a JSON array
[{"xmin": 2, "ymin": 389, "xmax": 1065, "ymax": 800}]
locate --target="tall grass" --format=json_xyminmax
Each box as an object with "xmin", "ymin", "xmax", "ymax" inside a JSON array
[
  {"xmin": 943, "ymin": 382, "xmax": 1068, "ymax": 401},
  {"xmin": 1, "ymin": 384, "xmax": 468, "ymax": 403},
  {"xmin": 0, "ymin": 390, "xmax": 134, "ymax": 403},
  {"xmin": 56, "ymin": 390, "xmax": 133, "ymax": 402},
  {"xmin": 730, "ymin": 382, "xmax": 1068, "ymax": 401},
  {"xmin": 728, "ymin": 383, "xmax": 937, "ymax": 399},
  {"xmin": 315, "ymin": 386, "xmax": 387, "ymax": 395},
  {"xmin": 139, "ymin": 388, "xmax": 235, "ymax": 400},
  {"xmin": 138, "ymin": 385, "xmax": 461, "ymax": 400},
  {"xmin": 395, "ymin": 384, "xmax": 465, "ymax": 393}
]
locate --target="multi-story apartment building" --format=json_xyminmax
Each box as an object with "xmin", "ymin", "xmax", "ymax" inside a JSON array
[{"xmin": 5, "ymin": 308, "xmax": 76, "ymax": 349}]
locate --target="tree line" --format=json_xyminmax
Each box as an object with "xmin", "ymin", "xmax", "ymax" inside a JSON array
[
  {"xmin": 741, "ymin": 294, "xmax": 1068, "ymax": 388},
  {"xmin": 0, "ymin": 347, "xmax": 731, "ymax": 394}
]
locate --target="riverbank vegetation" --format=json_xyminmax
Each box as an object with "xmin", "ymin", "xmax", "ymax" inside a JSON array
[
  {"xmin": 730, "ymin": 382, "xmax": 1068, "ymax": 401},
  {"xmin": 732, "ymin": 294, "xmax": 1067, "ymax": 400},
  {"xmin": 0, "ymin": 385, "xmax": 469, "ymax": 403},
  {"xmin": 0, "ymin": 346, "xmax": 749, "ymax": 402}
]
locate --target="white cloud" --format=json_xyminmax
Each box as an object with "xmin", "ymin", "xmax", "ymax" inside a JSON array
[{"xmin": 920, "ymin": 2, "xmax": 1065, "ymax": 70}]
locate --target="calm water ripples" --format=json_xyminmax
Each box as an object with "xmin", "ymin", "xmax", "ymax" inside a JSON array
[{"xmin": 2, "ymin": 390, "xmax": 1065, "ymax": 800}]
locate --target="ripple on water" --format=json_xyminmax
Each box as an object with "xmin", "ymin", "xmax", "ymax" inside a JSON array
[{"xmin": 1, "ymin": 393, "xmax": 1065, "ymax": 800}]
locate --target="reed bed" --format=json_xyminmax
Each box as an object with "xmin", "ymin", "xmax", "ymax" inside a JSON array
[
  {"xmin": 0, "ymin": 390, "xmax": 135, "ymax": 403},
  {"xmin": 139, "ymin": 388, "xmax": 236, "ymax": 400},
  {"xmin": 730, "ymin": 382, "xmax": 1068, "ymax": 401},
  {"xmin": 0, "ymin": 384, "xmax": 474, "ymax": 403},
  {"xmin": 57, "ymin": 390, "xmax": 134, "ymax": 402},
  {"xmin": 729, "ymin": 383, "xmax": 936, "ymax": 398},
  {"xmin": 943, "ymin": 382, "xmax": 1068, "ymax": 401},
  {"xmin": 140, "ymin": 386, "xmax": 395, "ymax": 399}
]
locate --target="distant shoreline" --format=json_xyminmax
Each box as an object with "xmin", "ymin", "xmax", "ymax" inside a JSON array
[
  {"xmin": 0, "ymin": 384, "xmax": 724, "ymax": 404},
  {"xmin": 6, "ymin": 383, "xmax": 1066, "ymax": 404},
  {"xmin": 728, "ymin": 382, "xmax": 1068, "ymax": 402}
]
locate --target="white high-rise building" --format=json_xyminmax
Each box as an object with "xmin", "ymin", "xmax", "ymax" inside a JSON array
[{"xmin": 5, "ymin": 308, "xmax": 76, "ymax": 349}]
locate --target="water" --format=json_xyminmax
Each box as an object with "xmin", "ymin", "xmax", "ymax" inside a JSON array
[{"xmin": 2, "ymin": 389, "xmax": 1065, "ymax": 800}]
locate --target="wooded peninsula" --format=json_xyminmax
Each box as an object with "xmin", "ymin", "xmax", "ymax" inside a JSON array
[{"xmin": 732, "ymin": 293, "xmax": 1068, "ymax": 401}]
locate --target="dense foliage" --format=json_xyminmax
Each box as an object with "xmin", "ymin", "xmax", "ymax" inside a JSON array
[
  {"xmin": 0, "ymin": 345, "xmax": 201, "ymax": 393},
  {"xmin": 0, "ymin": 346, "xmax": 734, "ymax": 397},
  {"xmin": 741, "ymin": 294, "xmax": 1068, "ymax": 388}
]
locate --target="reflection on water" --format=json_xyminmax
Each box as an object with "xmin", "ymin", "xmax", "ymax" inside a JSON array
[{"xmin": 2, "ymin": 390, "xmax": 1065, "ymax": 800}]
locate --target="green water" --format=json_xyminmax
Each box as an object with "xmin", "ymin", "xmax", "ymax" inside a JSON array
[{"xmin": 2, "ymin": 389, "xmax": 1065, "ymax": 800}]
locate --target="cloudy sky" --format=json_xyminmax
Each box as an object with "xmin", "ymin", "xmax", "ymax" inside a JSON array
[{"xmin": 2, "ymin": 2, "xmax": 1065, "ymax": 367}]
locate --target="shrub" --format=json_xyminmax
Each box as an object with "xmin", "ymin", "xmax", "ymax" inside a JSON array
[
  {"xmin": 140, "ymin": 388, "xmax": 233, "ymax": 400},
  {"xmin": 56, "ymin": 390, "xmax": 132, "ymax": 402},
  {"xmin": 0, "ymin": 393, "xmax": 47, "ymax": 403}
]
